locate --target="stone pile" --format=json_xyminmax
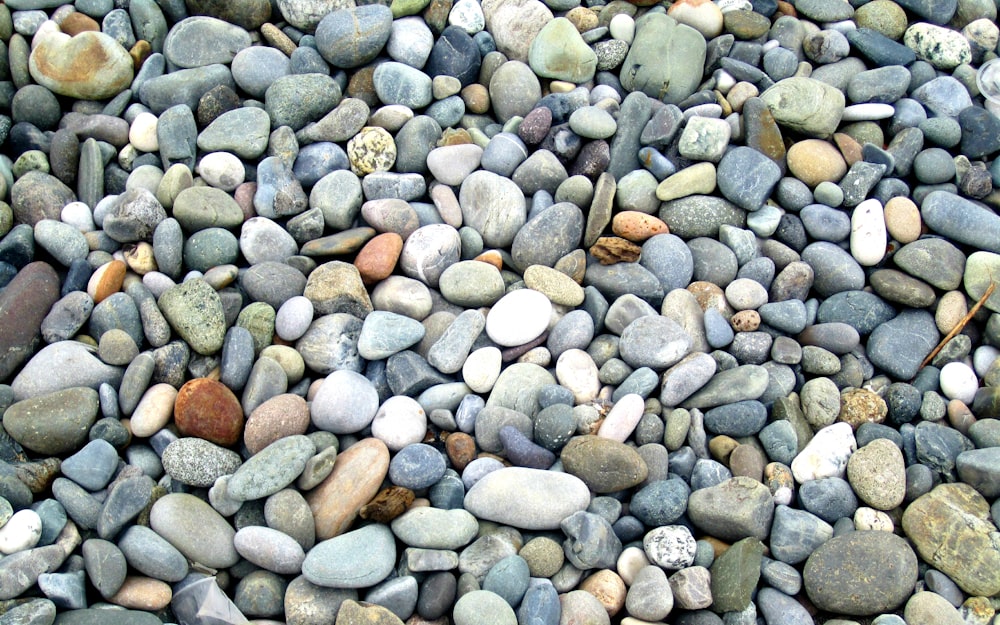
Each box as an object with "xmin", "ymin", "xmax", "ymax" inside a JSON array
[{"xmin": 0, "ymin": 0, "xmax": 1000, "ymax": 624}]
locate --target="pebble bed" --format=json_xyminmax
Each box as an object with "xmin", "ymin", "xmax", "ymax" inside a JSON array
[{"xmin": 2, "ymin": 0, "xmax": 1000, "ymax": 624}]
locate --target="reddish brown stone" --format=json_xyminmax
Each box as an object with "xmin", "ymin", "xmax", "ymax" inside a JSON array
[
  {"xmin": 0, "ymin": 262, "xmax": 60, "ymax": 382},
  {"xmin": 234, "ymin": 182, "xmax": 257, "ymax": 220},
  {"xmin": 445, "ymin": 432, "xmax": 477, "ymax": 472},
  {"xmin": 474, "ymin": 250, "xmax": 504, "ymax": 270},
  {"xmin": 244, "ymin": 393, "xmax": 310, "ymax": 454},
  {"xmin": 838, "ymin": 387, "xmax": 888, "ymax": 429},
  {"xmin": 60, "ymin": 12, "xmax": 101, "ymax": 35},
  {"xmin": 87, "ymin": 259, "xmax": 127, "ymax": 304},
  {"xmin": 354, "ymin": 232, "xmax": 403, "ymax": 286},
  {"xmin": 589, "ymin": 236, "xmax": 642, "ymax": 265},
  {"xmin": 359, "ymin": 485, "xmax": 415, "ymax": 522},
  {"xmin": 833, "ymin": 133, "xmax": 863, "ymax": 167},
  {"xmin": 173, "ymin": 378, "xmax": 244, "ymax": 446},
  {"xmin": 730, "ymin": 310, "xmax": 761, "ymax": 332}
]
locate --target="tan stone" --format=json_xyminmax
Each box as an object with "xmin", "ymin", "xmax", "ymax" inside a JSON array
[
  {"xmin": 29, "ymin": 31, "xmax": 134, "ymax": 100},
  {"xmin": 902, "ymin": 483, "xmax": 1000, "ymax": 596},
  {"xmin": 838, "ymin": 387, "xmax": 887, "ymax": 428},
  {"xmin": 935, "ymin": 290, "xmax": 968, "ymax": 334},
  {"xmin": 307, "ymin": 438, "xmax": 390, "ymax": 540},
  {"xmin": 786, "ymin": 139, "xmax": 848, "ymax": 187},
  {"xmin": 579, "ymin": 569, "xmax": 627, "ymax": 616},
  {"xmin": 884, "ymin": 196, "xmax": 922, "ymax": 244},
  {"xmin": 109, "ymin": 576, "xmax": 172, "ymax": 611},
  {"xmin": 244, "ymin": 393, "xmax": 311, "ymax": 454}
]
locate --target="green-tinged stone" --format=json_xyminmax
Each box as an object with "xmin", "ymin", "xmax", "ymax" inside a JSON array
[
  {"xmin": 528, "ymin": 17, "xmax": 597, "ymax": 84},
  {"xmin": 620, "ymin": 13, "xmax": 706, "ymax": 104},
  {"xmin": 157, "ymin": 278, "xmax": 227, "ymax": 355},
  {"xmin": 236, "ymin": 302, "xmax": 276, "ymax": 356},
  {"xmin": 710, "ymin": 537, "xmax": 764, "ymax": 613}
]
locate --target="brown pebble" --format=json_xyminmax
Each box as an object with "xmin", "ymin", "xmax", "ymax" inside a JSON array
[
  {"xmin": 838, "ymin": 387, "xmax": 888, "ymax": 429},
  {"xmin": 579, "ymin": 569, "xmax": 626, "ymax": 616},
  {"xmin": 123, "ymin": 242, "xmax": 157, "ymax": 274},
  {"xmin": 109, "ymin": 576, "xmax": 172, "ymax": 611},
  {"xmin": 14, "ymin": 457, "xmax": 61, "ymax": 493},
  {"xmin": 347, "ymin": 66, "xmax": 378, "ymax": 107},
  {"xmin": 832, "ymin": 133, "xmax": 863, "ymax": 167},
  {"xmin": 87, "ymin": 259, "xmax": 127, "ymax": 304},
  {"xmin": 0, "ymin": 261, "xmax": 61, "ymax": 381},
  {"xmin": 687, "ymin": 281, "xmax": 731, "ymax": 315},
  {"xmin": 438, "ymin": 128, "xmax": 473, "ymax": 146},
  {"xmin": 129, "ymin": 40, "xmax": 152, "ymax": 71},
  {"xmin": 244, "ymin": 393, "xmax": 311, "ymax": 454},
  {"xmin": 565, "ymin": 6, "xmax": 599, "ymax": 31},
  {"xmin": 354, "ymin": 232, "xmax": 404, "ymax": 286},
  {"xmin": 786, "ymin": 139, "xmax": 848, "ymax": 187},
  {"xmin": 461, "ymin": 84, "xmax": 490, "ymax": 114},
  {"xmin": 234, "ymin": 182, "xmax": 257, "ymax": 220},
  {"xmin": 947, "ymin": 399, "xmax": 975, "ymax": 435},
  {"xmin": 474, "ymin": 250, "xmax": 504, "ymax": 271},
  {"xmin": 60, "ymin": 12, "xmax": 100, "ymax": 35},
  {"xmin": 775, "ymin": 0, "xmax": 796, "ymax": 17},
  {"xmin": 359, "ymin": 485, "xmax": 416, "ymax": 523},
  {"xmin": 308, "ymin": 438, "xmax": 390, "ymax": 540},
  {"xmin": 611, "ymin": 211, "xmax": 669, "ymax": 242},
  {"xmin": 260, "ymin": 23, "xmax": 296, "ymax": 56},
  {"xmin": 729, "ymin": 444, "xmax": 765, "ymax": 483},
  {"xmin": 731, "ymin": 310, "xmax": 761, "ymax": 332},
  {"xmin": 590, "ymin": 236, "xmax": 642, "ymax": 264},
  {"xmin": 709, "ymin": 435, "xmax": 739, "ymax": 463},
  {"xmin": 445, "ymin": 432, "xmax": 477, "ymax": 472},
  {"xmin": 555, "ymin": 249, "xmax": 587, "ymax": 284},
  {"xmin": 173, "ymin": 378, "xmax": 245, "ymax": 446}
]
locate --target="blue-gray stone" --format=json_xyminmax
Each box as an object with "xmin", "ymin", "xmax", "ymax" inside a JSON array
[
  {"xmin": 425, "ymin": 26, "xmax": 482, "ymax": 88},
  {"xmin": 37, "ymin": 570, "xmax": 86, "ymax": 609},
  {"xmin": 757, "ymin": 587, "xmax": 813, "ymax": 625},
  {"xmin": 867, "ymin": 310, "xmax": 938, "ymax": 381},
  {"xmin": 117, "ymin": 524, "xmax": 189, "ymax": 582},
  {"xmin": 517, "ymin": 580, "xmax": 560, "ymax": 625},
  {"xmin": 482, "ymin": 555, "xmax": 530, "ymax": 607},
  {"xmin": 315, "ymin": 5, "xmax": 393, "ymax": 69},
  {"xmin": 498, "ymin": 426, "xmax": 556, "ymax": 470},
  {"xmin": 759, "ymin": 420, "xmax": 798, "ymax": 465},
  {"xmin": 630, "ymin": 478, "xmax": 689, "ymax": 526},
  {"xmin": 59, "ymin": 439, "xmax": 119, "ymax": 492},
  {"xmin": 914, "ymin": 420, "xmax": 974, "ymax": 478},
  {"xmin": 97, "ymin": 474, "xmax": 155, "ymax": 540},
  {"xmin": 388, "ymin": 443, "xmax": 447, "ymax": 490},
  {"xmin": 798, "ymin": 477, "xmax": 858, "ymax": 524},
  {"xmin": 373, "ymin": 62, "xmax": 433, "ymax": 109},
  {"xmin": 704, "ymin": 401, "xmax": 767, "ymax": 437},
  {"xmin": 801, "ymin": 242, "xmax": 864, "ymax": 297},
  {"xmin": 845, "ymin": 29, "xmax": 916, "ymax": 67},
  {"xmin": 758, "ymin": 299, "xmax": 808, "ymax": 334},
  {"xmin": 800, "ymin": 204, "xmax": 851, "ymax": 242},
  {"xmin": 303, "ymin": 523, "xmax": 396, "ymax": 588},
  {"xmin": 560, "ymin": 510, "xmax": 622, "ymax": 570},
  {"xmin": 816, "ymin": 291, "xmax": 896, "ymax": 336},
  {"xmin": 691, "ymin": 458, "xmax": 732, "ymax": 491},
  {"xmin": 717, "ymin": 147, "xmax": 782, "ymax": 212},
  {"xmin": 911, "ymin": 77, "xmax": 973, "ymax": 119},
  {"xmin": 641, "ymin": 233, "xmax": 695, "ymax": 294},
  {"xmin": 704, "ymin": 308, "xmax": 734, "ymax": 349},
  {"xmin": 32, "ymin": 499, "xmax": 67, "ymax": 547},
  {"xmin": 293, "ymin": 142, "xmax": 350, "ymax": 188},
  {"xmin": 769, "ymin": 505, "xmax": 834, "ymax": 565}
]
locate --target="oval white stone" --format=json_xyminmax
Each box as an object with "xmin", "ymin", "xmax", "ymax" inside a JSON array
[
  {"xmin": 939, "ymin": 361, "xmax": 979, "ymax": 405},
  {"xmin": 371, "ymin": 395, "xmax": 427, "ymax": 451},
  {"xmin": 555, "ymin": 348, "xmax": 600, "ymax": 404},
  {"xmin": 597, "ymin": 393, "xmax": 646, "ymax": 442},
  {"xmin": 0, "ymin": 509, "xmax": 43, "ymax": 554},
  {"xmin": 463, "ymin": 346, "xmax": 502, "ymax": 393},
  {"xmin": 791, "ymin": 422, "xmax": 858, "ymax": 483},
  {"xmin": 485, "ymin": 288, "xmax": 553, "ymax": 347},
  {"xmin": 130, "ymin": 383, "xmax": 178, "ymax": 438},
  {"xmin": 463, "ymin": 467, "xmax": 590, "ymax": 530},
  {"xmin": 850, "ymin": 198, "xmax": 887, "ymax": 266}
]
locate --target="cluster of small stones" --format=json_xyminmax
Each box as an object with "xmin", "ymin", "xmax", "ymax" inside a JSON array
[{"xmin": 3, "ymin": 0, "xmax": 1000, "ymax": 624}]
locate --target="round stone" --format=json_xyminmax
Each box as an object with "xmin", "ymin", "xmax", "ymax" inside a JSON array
[{"xmin": 485, "ymin": 288, "xmax": 553, "ymax": 347}]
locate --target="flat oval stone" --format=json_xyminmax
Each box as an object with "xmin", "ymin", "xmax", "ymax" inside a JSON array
[
  {"xmin": 234, "ymin": 526, "xmax": 306, "ymax": 575},
  {"xmin": 160, "ymin": 437, "xmax": 241, "ymax": 487},
  {"xmin": 302, "ymin": 523, "xmax": 396, "ymax": 588},
  {"xmin": 308, "ymin": 438, "xmax": 391, "ymax": 540},
  {"xmin": 226, "ymin": 435, "xmax": 315, "ymax": 502},
  {"xmin": 149, "ymin": 493, "xmax": 239, "ymax": 569},
  {"xmin": 3, "ymin": 387, "xmax": 98, "ymax": 455},
  {"xmin": 804, "ymin": 531, "xmax": 917, "ymax": 616},
  {"xmin": 0, "ymin": 261, "xmax": 61, "ymax": 381},
  {"xmin": 464, "ymin": 467, "xmax": 591, "ymax": 530},
  {"xmin": 560, "ymin": 435, "xmax": 648, "ymax": 493},
  {"xmin": 390, "ymin": 507, "xmax": 479, "ymax": 549},
  {"xmin": 485, "ymin": 288, "xmax": 552, "ymax": 347},
  {"xmin": 163, "ymin": 16, "xmax": 251, "ymax": 69}
]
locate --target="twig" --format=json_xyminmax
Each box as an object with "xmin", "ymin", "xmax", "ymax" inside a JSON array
[{"xmin": 917, "ymin": 281, "xmax": 996, "ymax": 372}]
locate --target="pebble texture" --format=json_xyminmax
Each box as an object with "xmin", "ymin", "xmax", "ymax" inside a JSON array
[{"xmin": 0, "ymin": 1, "xmax": 999, "ymax": 625}]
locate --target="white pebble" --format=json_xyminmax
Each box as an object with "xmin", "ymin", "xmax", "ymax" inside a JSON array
[
  {"xmin": 790, "ymin": 422, "xmax": 857, "ymax": 483},
  {"xmin": 555, "ymin": 349, "xmax": 600, "ymax": 405},
  {"xmin": 939, "ymin": 361, "xmax": 979, "ymax": 404},
  {"xmin": 485, "ymin": 289, "xmax": 552, "ymax": 347},
  {"xmin": 643, "ymin": 525, "xmax": 696, "ymax": 570},
  {"xmin": 129, "ymin": 112, "xmax": 159, "ymax": 153},
  {"xmin": 130, "ymin": 383, "xmax": 179, "ymax": 438},
  {"xmin": 841, "ymin": 103, "xmax": 895, "ymax": 122},
  {"xmin": 609, "ymin": 14, "xmax": 635, "ymax": 44},
  {"xmin": 448, "ymin": 0, "xmax": 485, "ymax": 34},
  {"xmin": 463, "ymin": 346, "xmax": 502, "ymax": 393},
  {"xmin": 92, "ymin": 194, "xmax": 119, "ymax": 228},
  {"xmin": 0, "ymin": 509, "xmax": 43, "ymax": 554},
  {"xmin": 974, "ymin": 345, "xmax": 999, "ymax": 377},
  {"xmin": 597, "ymin": 393, "xmax": 645, "ymax": 442},
  {"xmin": 371, "ymin": 396, "xmax": 427, "ymax": 451},
  {"xmin": 616, "ymin": 547, "xmax": 651, "ymax": 585},
  {"xmin": 854, "ymin": 507, "xmax": 893, "ymax": 532},
  {"xmin": 850, "ymin": 198, "xmax": 887, "ymax": 266},
  {"xmin": 724, "ymin": 278, "xmax": 768, "ymax": 310},
  {"xmin": 198, "ymin": 152, "xmax": 246, "ymax": 191},
  {"xmin": 61, "ymin": 201, "xmax": 96, "ymax": 232},
  {"xmin": 275, "ymin": 296, "xmax": 314, "ymax": 342}
]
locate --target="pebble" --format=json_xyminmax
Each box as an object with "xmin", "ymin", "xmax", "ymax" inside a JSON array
[{"xmin": 0, "ymin": 1, "xmax": 997, "ymax": 622}]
